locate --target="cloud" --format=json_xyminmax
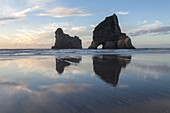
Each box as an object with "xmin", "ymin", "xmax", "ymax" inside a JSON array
[
  {"xmin": 11, "ymin": 22, "xmax": 73, "ymax": 48},
  {"xmin": 13, "ymin": 24, "xmax": 93, "ymax": 48},
  {"xmin": 129, "ymin": 26, "xmax": 170, "ymax": 37},
  {"xmin": 0, "ymin": 0, "xmax": 55, "ymax": 21},
  {"xmin": 0, "ymin": 0, "xmax": 92, "ymax": 22},
  {"xmin": 124, "ymin": 20, "xmax": 163, "ymax": 36},
  {"xmin": 26, "ymin": 0, "xmax": 55, "ymax": 6},
  {"xmin": 0, "ymin": 35, "xmax": 14, "ymax": 49},
  {"xmin": 150, "ymin": 26, "xmax": 170, "ymax": 33},
  {"xmin": 38, "ymin": 7, "xmax": 92, "ymax": 18},
  {"xmin": 90, "ymin": 24, "xmax": 96, "ymax": 28},
  {"xmin": 0, "ymin": 21, "xmax": 92, "ymax": 48},
  {"xmin": 0, "ymin": 34, "xmax": 10, "ymax": 40},
  {"xmin": 129, "ymin": 30, "xmax": 148, "ymax": 36},
  {"xmin": 127, "ymin": 20, "xmax": 162, "ymax": 32},
  {"xmin": 116, "ymin": 11, "xmax": 130, "ymax": 15},
  {"xmin": 0, "ymin": 23, "xmax": 6, "ymax": 26},
  {"xmin": 64, "ymin": 26, "xmax": 93, "ymax": 37},
  {"xmin": 0, "ymin": 5, "xmax": 39, "ymax": 21},
  {"xmin": 136, "ymin": 20, "xmax": 148, "ymax": 25},
  {"xmin": 140, "ymin": 20, "xmax": 161, "ymax": 29},
  {"xmin": 12, "ymin": 20, "xmax": 30, "ymax": 24},
  {"xmin": 63, "ymin": 26, "xmax": 93, "ymax": 48},
  {"xmin": 13, "ymin": 30, "xmax": 54, "ymax": 48}
]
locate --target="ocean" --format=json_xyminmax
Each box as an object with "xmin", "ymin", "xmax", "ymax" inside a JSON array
[
  {"xmin": 0, "ymin": 48, "xmax": 170, "ymax": 113},
  {"xmin": 0, "ymin": 48, "xmax": 170, "ymax": 56}
]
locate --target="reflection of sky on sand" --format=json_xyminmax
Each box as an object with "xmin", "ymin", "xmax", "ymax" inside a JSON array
[
  {"xmin": 124, "ymin": 54, "xmax": 170, "ymax": 79},
  {"xmin": 40, "ymin": 83, "xmax": 92, "ymax": 94},
  {"xmin": 0, "ymin": 54, "xmax": 170, "ymax": 113},
  {"xmin": 0, "ymin": 80, "xmax": 93, "ymax": 113},
  {"xmin": 0, "ymin": 58, "xmax": 58, "ymax": 78},
  {"xmin": 0, "ymin": 80, "xmax": 92, "ymax": 96},
  {"xmin": 0, "ymin": 56, "xmax": 93, "ymax": 79}
]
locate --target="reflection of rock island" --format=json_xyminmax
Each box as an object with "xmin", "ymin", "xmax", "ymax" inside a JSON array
[
  {"xmin": 56, "ymin": 57, "xmax": 82, "ymax": 74},
  {"xmin": 93, "ymin": 55, "xmax": 131, "ymax": 86}
]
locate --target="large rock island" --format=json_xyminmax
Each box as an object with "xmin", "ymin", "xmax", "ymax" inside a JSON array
[
  {"xmin": 88, "ymin": 14, "xmax": 135, "ymax": 49},
  {"xmin": 51, "ymin": 28, "xmax": 82, "ymax": 49}
]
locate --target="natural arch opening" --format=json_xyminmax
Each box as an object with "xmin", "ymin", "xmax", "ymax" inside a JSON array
[
  {"xmin": 97, "ymin": 44, "xmax": 103, "ymax": 49},
  {"xmin": 97, "ymin": 43, "xmax": 105, "ymax": 49}
]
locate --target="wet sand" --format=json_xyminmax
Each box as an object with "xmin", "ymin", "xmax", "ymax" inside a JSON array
[{"xmin": 0, "ymin": 53, "xmax": 170, "ymax": 113}]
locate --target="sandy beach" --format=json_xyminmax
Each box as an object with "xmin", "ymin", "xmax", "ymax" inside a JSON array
[{"xmin": 0, "ymin": 49, "xmax": 170, "ymax": 113}]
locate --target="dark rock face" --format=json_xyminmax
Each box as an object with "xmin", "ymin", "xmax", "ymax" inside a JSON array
[
  {"xmin": 51, "ymin": 28, "xmax": 82, "ymax": 49},
  {"xmin": 88, "ymin": 14, "xmax": 135, "ymax": 49},
  {"xmin": 93, "ymin": 55, "xmax": 131, "ymax": 86}
]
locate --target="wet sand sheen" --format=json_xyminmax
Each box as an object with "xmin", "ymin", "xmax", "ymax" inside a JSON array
[{"xmin": 0, "ymin": 52, "xmax": 170, "ymax": 113}]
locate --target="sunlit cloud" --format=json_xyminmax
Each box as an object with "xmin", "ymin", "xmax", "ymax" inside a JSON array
[
  {"xmin": 38, "ymin": 7, "xmax": 92, "ymax": 18},
  {"xmin": 0, "ymin": 34, "xmax": 10, "ymax": 40},
  {"xmin": 0, "ymin": 22, "xmax": 6, "ymax": 26},
  {"xmin": 90, "ymin": 24, "xmax": 97, "ymax": 28}
]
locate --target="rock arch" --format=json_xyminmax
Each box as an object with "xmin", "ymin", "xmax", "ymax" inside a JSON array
[{"xmin": 88, "ymin": 14, "xmax": 135, "ymax": 49}]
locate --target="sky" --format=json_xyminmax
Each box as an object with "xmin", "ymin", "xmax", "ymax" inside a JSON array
[{"xmin": 0, "ymin": 0, "xmax": 170, "ymax": 49}]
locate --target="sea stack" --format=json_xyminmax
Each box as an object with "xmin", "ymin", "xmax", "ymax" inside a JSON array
[
  {"xmin": 88, "ymin": 14, "xmax": 135, "ymax": 49},
  {"xmin": 51, "ymin": 28, "xmax": 82, "ymax": 49}
]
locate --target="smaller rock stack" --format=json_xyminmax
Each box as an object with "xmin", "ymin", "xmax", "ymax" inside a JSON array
[{"xmin": 51, "ymin": 28, "xmax": 82, "ymax": 49}]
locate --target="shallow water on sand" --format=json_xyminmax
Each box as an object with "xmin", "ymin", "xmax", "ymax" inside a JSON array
[{"xmin": 0, "ymin": 49, "xmax": 170, "ymax": 113}]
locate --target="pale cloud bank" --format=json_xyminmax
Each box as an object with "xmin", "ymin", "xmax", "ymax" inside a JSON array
[
  {"xmin": 2, "ymin": 22, "xmax": 93, "ymax": 48},
  {"xmin": 125, "ymin": 20, "xmax": 166, "ymax": 37},
  {"xmin": 129, "ymin": 26, "xmax": 170, "ymax": 37}
]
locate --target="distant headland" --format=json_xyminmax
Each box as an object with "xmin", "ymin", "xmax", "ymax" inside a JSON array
[{"xmin": 51, "ymin": 14, "xmax": 135, "ymax": 49}]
